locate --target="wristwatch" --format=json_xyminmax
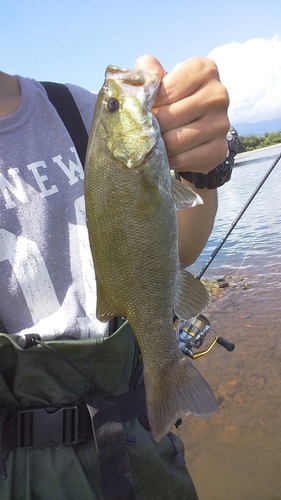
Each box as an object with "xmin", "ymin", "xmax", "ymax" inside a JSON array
[{"xmin": 179, "ymin": 127, "xmax": 239, "ymax": 189}]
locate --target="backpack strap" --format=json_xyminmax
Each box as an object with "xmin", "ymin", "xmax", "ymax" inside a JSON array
[
  {"xmin": 0, "ymin": 320, "xmax": 7, "ymax": 335},
  {"xmin": 41, "ymin": 83, "xmax": 121, "ymax": 334},
  {"xmin": 40, "ymin": 82, "xmax": 88, "ymax": 166}
]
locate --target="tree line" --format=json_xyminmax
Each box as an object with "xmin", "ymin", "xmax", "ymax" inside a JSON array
[{"xmin": 238, "ymin": 131, "xmax": 281, "ymax": 153}]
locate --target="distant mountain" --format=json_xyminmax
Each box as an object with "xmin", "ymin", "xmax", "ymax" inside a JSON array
[{"xmin": 233, "ymin": 118, "xmax": 281, "ymax": 137}]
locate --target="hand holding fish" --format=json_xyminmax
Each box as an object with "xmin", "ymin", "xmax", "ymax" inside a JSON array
[{"xmin": 135, "ymin": 54, "xmax": 230, "ymax": 173}]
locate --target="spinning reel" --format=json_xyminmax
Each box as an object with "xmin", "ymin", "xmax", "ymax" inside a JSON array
[{"xmin": 176, "ymin": 314, "xmax": 235, "ymax": 359}]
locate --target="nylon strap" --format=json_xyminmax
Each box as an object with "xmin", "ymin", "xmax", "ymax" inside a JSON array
[
  {"xmin": 85, "ymin": 393, "xmax": 135, "ymax": 500},
  {"xmin": 0, "ymin": 320, "xmax": 7, "ymax": 335},
  {"xmin": 40, "ymin": 82, "xmax": 89, "ymax": 166},
  {"xmin": 0, "ymin": 406, "xmax": 15, "ymax": 481}
]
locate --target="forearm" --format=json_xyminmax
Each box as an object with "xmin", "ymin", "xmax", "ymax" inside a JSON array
[{"xmin": 177, "ymin": 177, "xmax": 218, "ymax": 266}]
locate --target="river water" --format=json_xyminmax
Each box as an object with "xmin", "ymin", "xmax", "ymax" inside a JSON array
[{"xmin": 176, "ymin": 144, "xmax": 281, "ymax": 500}]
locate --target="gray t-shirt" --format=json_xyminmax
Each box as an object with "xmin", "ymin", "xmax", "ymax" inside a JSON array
[{"xmin": 0, "ymin": 75, "xmax": 109, "ymax": 339}]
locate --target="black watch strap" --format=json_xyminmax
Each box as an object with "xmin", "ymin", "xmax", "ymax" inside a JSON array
[{"xmin": 179, "ymin": 127, "xmax": 239, "ymax": 189}]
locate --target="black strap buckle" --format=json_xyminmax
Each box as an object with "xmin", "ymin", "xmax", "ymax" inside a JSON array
[{"xmin": 16, "ymin": 406, "xmax": 80, "ymax": 448}]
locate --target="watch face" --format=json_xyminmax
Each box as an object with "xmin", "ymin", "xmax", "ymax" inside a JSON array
[{"xmin": 227, "ymin": 127, "xmax": 239, "ymax": 155}]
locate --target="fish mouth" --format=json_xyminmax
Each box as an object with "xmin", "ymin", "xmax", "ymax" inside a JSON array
[
  {"xmin": 106, "ymin": 66, "xmax": 147, "ymax": 86},
  {"xmin": 106, "ymin": 65, "xmax": 159, "ymax": 87},
  {"xmin": 105, "ymin": 65, "xmax": 160, "ymax": 106}
]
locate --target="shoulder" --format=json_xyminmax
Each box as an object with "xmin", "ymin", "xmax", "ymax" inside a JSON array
[
  {"xmin": 65, "ymin": 83, "xmax": 97, "ymax": 133},
  {"xmin": 16, "ymin": 76, "xmax": 97, "ymax": 134}
]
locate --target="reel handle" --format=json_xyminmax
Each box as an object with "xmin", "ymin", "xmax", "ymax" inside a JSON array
[{"xmin": 216, "ymin": 336, "xmax": 235, "ymax": 352}]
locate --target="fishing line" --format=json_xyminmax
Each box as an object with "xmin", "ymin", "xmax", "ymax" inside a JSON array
[
  {"xmin": 196, "ymin": 151, "xmax": 281, "ymax": 280},
  {"xmin": 207, "ymin": 230, "xmax": 257, "ymax": 279},
  {"xmin": 216, "ymin": 226, "xmax": 259, "ymax": 277},
  {"xmin": 234, "ymin": 231, "xmax": 259, "ymax": 277}
]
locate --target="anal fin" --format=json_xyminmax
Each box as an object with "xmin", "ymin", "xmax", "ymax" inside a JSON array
[{"xmin": 174, "ymin": 267, "xmax": 210, "ymax": 320}]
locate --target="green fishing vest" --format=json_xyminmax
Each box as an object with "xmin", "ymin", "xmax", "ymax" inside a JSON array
[{"xmin": 0, "ymin": 320, "xmax": 198, "ymax": 500}]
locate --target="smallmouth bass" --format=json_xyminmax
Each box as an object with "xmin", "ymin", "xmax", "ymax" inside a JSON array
[{"xmin": 85, "ymin": 65, "xmax": 217, "ymax": 441}]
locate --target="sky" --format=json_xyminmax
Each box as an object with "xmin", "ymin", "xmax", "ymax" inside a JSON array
[{"xmin": 1, "ymin": 0, "xmax": 281, "ymax": 126}]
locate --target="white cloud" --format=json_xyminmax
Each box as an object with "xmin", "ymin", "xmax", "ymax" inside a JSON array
[{"xmin": 208, "ymin": 36, "xmax": 281, "ymax": 124}]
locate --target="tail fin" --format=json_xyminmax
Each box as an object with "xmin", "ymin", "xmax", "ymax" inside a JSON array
[{"xmin": 145, "ymin": 356, "xmax": 217, "ymax": 442}]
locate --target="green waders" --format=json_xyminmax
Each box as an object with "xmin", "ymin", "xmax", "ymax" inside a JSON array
[{"xmin": 0, "ymin": 321, "xmax": 198, "ymax": 500}]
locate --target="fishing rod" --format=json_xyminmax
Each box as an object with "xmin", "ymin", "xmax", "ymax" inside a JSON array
[{"xmin": 196, "ymin": 150, "xmax": 281, "ymax": 280}]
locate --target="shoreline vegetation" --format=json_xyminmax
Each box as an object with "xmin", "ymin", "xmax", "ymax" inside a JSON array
[{"xmin": 237, "ymin": 131, "xmax": 281, "ymax": 153}]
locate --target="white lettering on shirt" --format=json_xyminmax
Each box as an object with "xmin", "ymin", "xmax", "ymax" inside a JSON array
[
  {"xmin": 0, "ymin": 148, "xmax": 84, "ymax": 210},
  {"xmin": 0, "ymin": 168, "xmax": 28, "ymax": 209},
  {"xmin": 27, "ymin": 161, "xmax": 59, "ymax": 197},
  {"xmin": 73, "ymin": 195, "xmax": 100, "ymax": 336},
  {"xmin": 0, "ymin": 228, "xmax": 68, "ymax": 334},
  {"xmin": 52, "ymin": 147, "xmax": 84, "ymax": 185}
]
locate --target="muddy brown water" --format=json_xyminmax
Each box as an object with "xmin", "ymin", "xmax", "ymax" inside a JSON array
[
  {"xmin": 175, "ymin": 271, "xmax": 281, "ymax": 500},
  {"xmin": 175, "ymin": 146, "xmax": 281, "ymax": 500}
]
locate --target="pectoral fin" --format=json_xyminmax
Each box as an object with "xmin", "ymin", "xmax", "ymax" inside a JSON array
[
  {"xmin": 174, "ymin": 267, "xmax": 210, "ymax": 320},
  {"xmin": 172, "ymin": 178, "xmax": 203, "ymax": 211}
]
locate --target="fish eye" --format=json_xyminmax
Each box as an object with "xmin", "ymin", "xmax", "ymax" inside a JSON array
[{"xmin": 106, "ymin": 97, "xmax": 119, "ymax": 113}]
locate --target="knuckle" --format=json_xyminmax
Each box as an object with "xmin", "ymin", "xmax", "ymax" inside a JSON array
[
  {"xmin": 208, "ymin": 80, "xmax": 230, "ymax": 111},
  {"xmin": 215, "ymin": 112, "xmax": 231, "ymax": 137},
  {"xmin": 198, "ymin": 57, "xmax": 220, "ymax": 79}
]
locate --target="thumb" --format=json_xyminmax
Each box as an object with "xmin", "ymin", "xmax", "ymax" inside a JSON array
[{"xmin": 134, "ymin": 54, "xmax": 167, "ymax": 79}]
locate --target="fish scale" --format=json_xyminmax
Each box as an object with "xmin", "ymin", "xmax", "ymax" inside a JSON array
[{"xmin": 85, "ymin": 65, "xmax": 218, "ymax": 441}]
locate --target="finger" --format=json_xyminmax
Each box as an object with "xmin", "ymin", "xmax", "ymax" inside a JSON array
[
  {"xmin": 155, "ymin": 76, "xmax": 230, "ymax": 134},
  {"xmin": 154, "ymin": 57, "xmax": 222, "ymax": 106},
  {"xmin": 163, "ymin": 110, "xmax": 230, "ymax": 157},
  {"xmin": 134, "ymin": 54, "xmax": 167, "ymax": 79},
  {"xmin": 168, "ymin": 136, "xmax": 229, "ymax": 173}
]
